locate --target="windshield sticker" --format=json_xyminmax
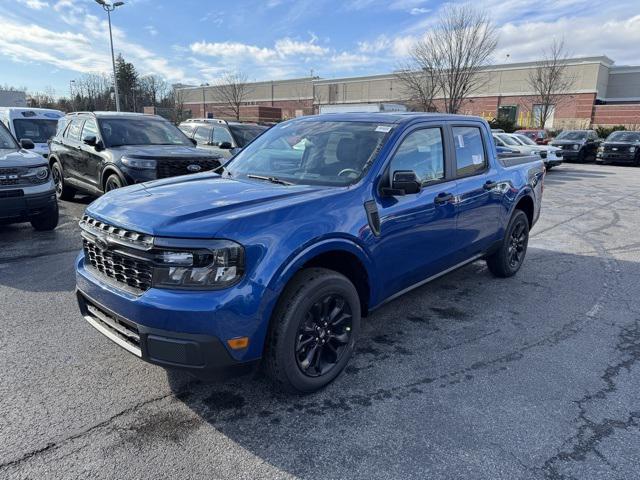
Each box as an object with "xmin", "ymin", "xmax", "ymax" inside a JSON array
[
  {"xmin": 375, "ymin": 125, "xmax": 392, "ymax": 133},
  {"xmin": 472, "ymin": 154, "xmax": 483, "ymax": 165},
  {"xmin": 456, "ymin": 135, "xmax": 465, "ymax": 148}
]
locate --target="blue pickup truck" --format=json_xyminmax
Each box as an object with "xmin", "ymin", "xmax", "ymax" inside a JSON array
[{"xmin": 76, "ymin": 113, "xmax": 544, "ymax": 393}]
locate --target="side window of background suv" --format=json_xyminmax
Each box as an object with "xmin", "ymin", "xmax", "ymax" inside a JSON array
[
  {"xmin": 66, "ymin": 119, "xmax": 84, "ymax": 142},
  {"xmin": 389, "ymin": 128, "xmax": 445, "ymax": 184},
  {"xmin": 453, "ymin": 126, "xmax": 486, "ymax": 177}
]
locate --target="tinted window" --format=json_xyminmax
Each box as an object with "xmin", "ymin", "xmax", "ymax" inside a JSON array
[
  {"xmin": 228, "ymin": 124, "xmax": 268, "ymax": 147},
  {"xmin": 389, "ymin": 128, "xmax": 444, "ymax": 183},
  {"xmin": 66, "ymin": 119, "xmax": 84, "ymax": 142},
  {"xmin": 213, "ymin": 127, "xmax": 234, "ymax": 145},
  {"xmin": 81, "ymin": 119, "xmax": 99, "ymax": 140},
  {"xmin": 453, "ymin": 126, "xmax": 486, "ymax": 176},
  {"xmin": 13, "ymin": 119, "xmax": 58, "ymax": 143},
  {"xmin": 607, "ymin": 131, "xmax": 640, "ymax": 142},
  {"xmin": 194, "ymin": 126, "xmax": 213, "ymax": 143},
  {"xmin": 98, "ymin": 118, "xmax": 192, "ymax": 147},
  {"xmin": 556, "ymin": 131, "xmax": 586, "ymax": 141},
  {"xmin": 179, "ymin": 124, "xmax": 195, "ymax": 136},
  {"xmin": 0, "ymin": 123, "xmax": 18, "ymax": 150}
]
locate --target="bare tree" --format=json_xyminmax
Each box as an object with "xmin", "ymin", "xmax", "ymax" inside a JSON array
[
  {"xmin": 394, "ymin": 64, "xmax": 438, "ymax": 112},
  {"xmin": 527, "ymin": 39, "xmax": 574, "ymax": 129},
  {"xmin": 214, "ymin": 71, "xmax": 252, "ymax": 120},
  {"xmin": 410, "ymin": 4, "xmax": 498, "ymax": 114},
  {"xmin": 169, "ymin": 86, "xmax": 189, "ymax": 124}
]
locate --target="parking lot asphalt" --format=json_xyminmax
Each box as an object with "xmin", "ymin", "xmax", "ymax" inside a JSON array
[{"xmin": 1, "ymin": 163, "xmax": 640, "ymax": 479}]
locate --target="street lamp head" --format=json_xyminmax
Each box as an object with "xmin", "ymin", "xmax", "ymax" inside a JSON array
[
  {"xmin": 94, "ymin": 0, "xmax": 106, "ymax": 5},
  {"xmin": 114, "ymin": 1, "xmax": 124, "ymax": 5}
]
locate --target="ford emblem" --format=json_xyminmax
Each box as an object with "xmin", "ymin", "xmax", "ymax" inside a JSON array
[{"xmin": 187, "ymin": 164, "xmax": 202, "ymax": 172}]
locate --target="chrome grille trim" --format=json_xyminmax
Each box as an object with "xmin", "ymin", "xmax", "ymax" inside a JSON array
[
  {"xmin": 79, "ymin": 215, "xmax": 154, "ymax": 251},
  {"xmin": 83, "ymin": 301, "xmax": 142, "ymax": 357}
]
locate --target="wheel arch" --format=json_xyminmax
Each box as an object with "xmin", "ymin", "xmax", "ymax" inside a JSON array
[
  {"xmin": 513, "ymin": 193, "xmax": 535, "ymax": 228},
  {"xmin": 100, "ymin": 165, "xmax": 127, "ymax": 192}
]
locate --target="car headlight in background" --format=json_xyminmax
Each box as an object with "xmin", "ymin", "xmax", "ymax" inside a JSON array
[
  {"xmin": 153, "ymin": 240, "xmax": 244, "ymax": 290},
  {"xmin": 572, "ymin": 144, "xmax": 580, "ymax": 150},
  {"xmin": 121, "ymin": 157, "xmax": 157, "ymax": 170}
]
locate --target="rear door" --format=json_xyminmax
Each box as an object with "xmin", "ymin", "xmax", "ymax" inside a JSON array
[
  {"xmin": 59, "ymin": 118, "xmax": 85, "ymax": 180},
  {"xmin": 374, "ymin": 123, "xmax": 459, "ymax": 296},
  {"xmin": 449, "ymin": 122, "xmax": 503, "ymax": 258}
]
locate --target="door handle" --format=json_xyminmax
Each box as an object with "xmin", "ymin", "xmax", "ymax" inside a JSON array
[
  {"xmin": 483, "ymin": 180, "xmax": 498, "ymax": 190},
  {"xmin": 434, "ymin": 192, "xmax": 454, "ymax": 205}
]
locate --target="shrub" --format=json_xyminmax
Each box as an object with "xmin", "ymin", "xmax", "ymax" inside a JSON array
[{"xmin": 595, "ymin": 125, "xmax": 626, "ymax": 139}]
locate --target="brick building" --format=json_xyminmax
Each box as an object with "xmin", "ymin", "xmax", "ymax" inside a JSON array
[{"xmin": 176, "ymin": 56, "xmax": 640, "ymax": 128}]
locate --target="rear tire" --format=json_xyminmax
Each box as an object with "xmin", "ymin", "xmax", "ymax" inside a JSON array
[
  {"xmin": 51, "ymin": 161, "xmax": 76, "ymax": 201},
  {"xmin": 264, "ymin": 268, "xmax": 361, "ymax": 394},
  {"xmin": 486, "ymin": 210, "xmax": 529, "ymax": 278},
  {"xmin": 30, "ymin": 202, "xmax": 59, "ymax": 231}
]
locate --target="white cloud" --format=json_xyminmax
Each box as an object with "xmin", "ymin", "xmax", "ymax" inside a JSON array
[
  {"xmin": 18, "ymin": 0, "xmax": 49, "ymax": 10},
  {"xmin": 409, "ymin": 7, "xmax": 429, "ymax": 15},
  {"xmin": 274, "ymin": 38, "xmax": 328, "ymax": 56},
  {"xmin": 144, "ymin": 25, "xmax": 158, "ymax": 36}
]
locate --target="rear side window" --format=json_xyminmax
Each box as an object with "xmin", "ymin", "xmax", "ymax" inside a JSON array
[
  {"xmin": 56, "ymin": 118, "xmax": 70, "ymax": 136},
  {"xmin": 194, "ymin": 126, "xmax": 213, "ymax": 143},
  {"xmin": 453, "ymin": 126, "xmax": 486, "ymax": 177},
  {"xmin": 389, "ymin": 128, "xmax": 445, "ymax": 183},
  {"xmin": 66, "ymin": 119, "xmax": 84, "ymax": 142}
]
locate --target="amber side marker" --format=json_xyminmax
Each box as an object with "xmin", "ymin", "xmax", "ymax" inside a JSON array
[{"xmin": 227, "ymin": 337, "xmax": 249, "ymax": 350}]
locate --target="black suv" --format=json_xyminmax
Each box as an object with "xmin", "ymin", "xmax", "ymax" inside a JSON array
[
  {"xmin": 178, "ymin": 118, "xmax": 268, "ymax": 160},
  {"xmin": 48, "ymin": 112, "xmax": 221, "ymax": 199},
  {"xmin": 596, "ymin": 130, "xmax": 640, "ymax": 166},
  {"xmin": 550, "ymin": 129, "xmax": 601, "ymax": 163}
]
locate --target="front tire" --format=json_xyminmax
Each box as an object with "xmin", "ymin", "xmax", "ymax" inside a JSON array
[
  {"xmin": 486, "ymin": 210, "xmax": 529, "ymax": 278},
  {"xmin": 264, "ymin": 268, "xmax": 361, "ymax": 394},
  {"xmin": 30, "ymin": 202, "xmax": 59, "ymax": 231},
  {"xmin": 51, "ymin": 161, "xmax": 76, "ymax": 200},
  {"xmin": 104, "ymin": 173, "xmax": 124, "ymax": 192}
]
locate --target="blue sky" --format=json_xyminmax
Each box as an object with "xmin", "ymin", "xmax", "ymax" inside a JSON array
[{"xmin": 1, "ymin": 0, "xmax": 640, "ymax": 96}]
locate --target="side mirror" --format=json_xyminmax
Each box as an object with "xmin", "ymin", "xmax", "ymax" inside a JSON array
[
  {"xmin": 219, "ymin": 141, "xmax": 233, "ymax": 150},
  {"xmin": 83, "ymin": 135, "xmax": 97, "ymax": 146},
  {"xmin": 382, "ymin": 170, "xmax": 421, "ymax": 196},
  {"xmin": 20, "ymin": 138, "xmax": 35, "ymax": 150}
]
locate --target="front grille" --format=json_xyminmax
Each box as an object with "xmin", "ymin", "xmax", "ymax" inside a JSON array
[
  {"xmin": 80, "ymin": 215, "xmax": 155, "ymax": 293},
  {"xmin": 0, "ymin": 190, "xmax": 23, "ymax": 198},
  {"xmin": 0, "ymin": 167, "xmax": 29, "ymax": 186},
  {"xmin": 83, "ymin": 239, "xmax": 153, "ymax": 292},
  {"xmin": 604, "ymin": 145, "xmax": 632, "ymax": 153},
  {"xmin": 156, "ymin": 157, "xmax": 220, "ymax": 179}
]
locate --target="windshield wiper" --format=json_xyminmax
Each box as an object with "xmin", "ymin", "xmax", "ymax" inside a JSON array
[{"xmin": 246, "ymin": 174, "xmax": 294, "ymax": 186}]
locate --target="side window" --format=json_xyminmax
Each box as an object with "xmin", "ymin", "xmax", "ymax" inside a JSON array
[
  {"xmin": 588, "ymin": 131, "xmax": 597, "ymax": 141},
  {"xmin": 194, "ymin": 126, "xmax": 213, "ymax": 143},
  {"xmin": 389, "ymin": 128, "xmax": 445, "ymax": 184},
  {"xmin": 81, "ymin": 119, "xmax": 99, "ymax": 140},
  {"xmin": 179, "ymin": 125, "xmax": 194, "ymax": 137},
  {"xmin": 213, "ymin": 127, "xmax": 234, "ymax": 145},
  {"xmin": 453, "ymin": 126, "xmax": 487, "ymax": 177},
  {"xmin": 56, "ymin": 118, "xmax": 69, "ymax": 137},
  {"xmin": 66, "ymin": 119, "xmax": 84, "ymax": 142}
]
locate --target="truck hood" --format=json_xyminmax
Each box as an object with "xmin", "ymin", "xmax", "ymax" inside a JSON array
[
  {"xmin": 551, "ymin": 139, "xmax": 585, "ymax": 146},
  {"xmin": 86, "ymin": 173, "xmax": 328, "ymax": 238},
  {"xmin": 111, "ymin": 144, "xmax": 220, "ymax": 159},
  {"xmin": 0, "ymin": 148, "xmax": 48, "ymax": 167}
]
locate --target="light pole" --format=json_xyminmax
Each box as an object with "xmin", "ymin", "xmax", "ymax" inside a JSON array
[
  {"xmin": 95, "ymin": 0, "xmax": 124, "ymax": 112},
  {"xmin": 69, "ymin": 79, "xmax": 75, "ymax": 111}
]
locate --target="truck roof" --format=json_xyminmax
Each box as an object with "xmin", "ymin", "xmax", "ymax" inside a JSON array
[
  {"xmin": 65, "ymin": 111, "xmax": 164, "ymax": 120},
  {"xmin": 304, "ymin": 112, "xmax": 485, "ymax": 125}
]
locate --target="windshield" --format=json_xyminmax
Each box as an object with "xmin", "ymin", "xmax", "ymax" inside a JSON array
[
  {"xmin": 0, "ymin": 124, "xmax": 18, "ymax": 151},
  {"xmin": 228, "ymin": 124, "xmax": 268, "ymax": 147},
  {"xmin": 225, "ymin": 120, "xmax": 392, "ymax": 186},
  {"xmin": 557, "ymin": 131, "xmax": 587, "ymax": 141},
  {"xmin": 497, "ymin": 134, "xmax": 520, "ymax": 146},
  {"xmin": 513, "ymin": 134, "xmax": 537, "ymax": 146},
  {"xmin": 13, "ymin": 119, "xmax": 58, "ymax": 143},
  {"xmin": 99, "ymin": 118, "xmax": 192, "ymax": 147},
  {"xmin": 607, "ymin": 131, "xmax": 640, "ymax": 142}
]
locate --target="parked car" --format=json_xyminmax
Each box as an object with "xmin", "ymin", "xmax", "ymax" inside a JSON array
[
  {"xmin": 495, "ymin": 145, "xmax": 521, "ymax": 157},
  {"xmin": 596, "ymin": 130, "xmax": 640, "ymax": 166},
  {"xmin": 0, "ymin": 107, "xmax": 64, "ymax": 157},
  {"xmin": 179, "ymin": 118, "xmax": 268, "ymax": 160},
  {"xmin": 48, "ymin": 112, "xmax": 222, "ymax": 200},
  {"xmin": 550, "ymin": 130, "xmax": 601, "ymax": 163},
  {"xmin": 493, "ymin": 133, "xmax": 541, "ymax": 157},
  {"xmin": 76, "ymin": 113, "xmax": 544, "ymax": 393},
  {"xmin": 510, "ymin": 133, "xmax": 563, "ymax": 170},
  {"xmin": 515, "ymin": 129, "xmax": 551, "ymax": 145},
  {"xmin": 0, "ymin": 121, "xmax": 58, "ymax": 230}
]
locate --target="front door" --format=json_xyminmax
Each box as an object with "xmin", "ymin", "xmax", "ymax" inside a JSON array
[
  {"xmin": 374, "ymin": 124, "xmax": 459, "ymax": 296},
  {"xmin": 76, "ymin": 118, "xmax": 103, "ymax": 190},
  {"xmin": 450, "ymin": 123, "xmax": 502, "ymax": 258}
]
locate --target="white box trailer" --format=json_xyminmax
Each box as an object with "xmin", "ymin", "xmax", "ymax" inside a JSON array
[{"xmin": 319, "ymin": 103, "xmax": 407, "ymax": 114}]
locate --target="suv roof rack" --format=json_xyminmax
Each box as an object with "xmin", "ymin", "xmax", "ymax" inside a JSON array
[{"xmin": 184, "ymin": 118, "xmax": 228, "ymax": 125}]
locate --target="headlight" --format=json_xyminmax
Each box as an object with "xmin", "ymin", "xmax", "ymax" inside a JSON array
[
  {"xmin": 153, "ymin": 240, "xmax": 244, "ymax": 290},
  {"xmin": 22, "ymin": 166, "xmax": 49, "ymax": 183},
  {"xmin": 121, "ymin": 157, "xmax": 157, "ymax": 170},
  {"xmin": 572, "ymin": 144, "xmax": 579, "ymax": 150},
  {"xmin": 597, "ymin": 146, "xmax": 604, "ymax": 153},
  {"xmin": 630, "ymin": 146, "xmax": 636, "ymax": 153}
]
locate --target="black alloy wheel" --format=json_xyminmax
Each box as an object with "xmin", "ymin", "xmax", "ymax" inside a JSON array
[
  {"xmin": 52, "ymin": 164, "xmax": 62, "ymax": 196},
  {"xmin": 105, "ymin": 174, "xmax": 123, "ymax": 192},
  {"xmin": 507, "ymin": 218, "xmax": 528, "ymax": 269},
  {"xmin": 295, "ymin": 294, "xmax": 353, "ymax": 377}
]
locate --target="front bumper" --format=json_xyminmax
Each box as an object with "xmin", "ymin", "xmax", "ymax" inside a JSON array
[
  {"xmin": 0, "ymin": 189, "xmax": 56, "ymax": 222},
  {"xmin": 559, "ymin": 150, "xmax": 579, "ymax": 161},
  {"xmin": 597, "ymin": 152, "xmax": 637, "ymax": 163},
  {"xmin": 75, "ymin": 253, "xmax": 266, "ymax": 380}
]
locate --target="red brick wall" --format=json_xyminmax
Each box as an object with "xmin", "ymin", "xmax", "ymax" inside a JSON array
[{"xmin": 592, "ymin": 104, "xmax": 640, "ymax": 127}]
